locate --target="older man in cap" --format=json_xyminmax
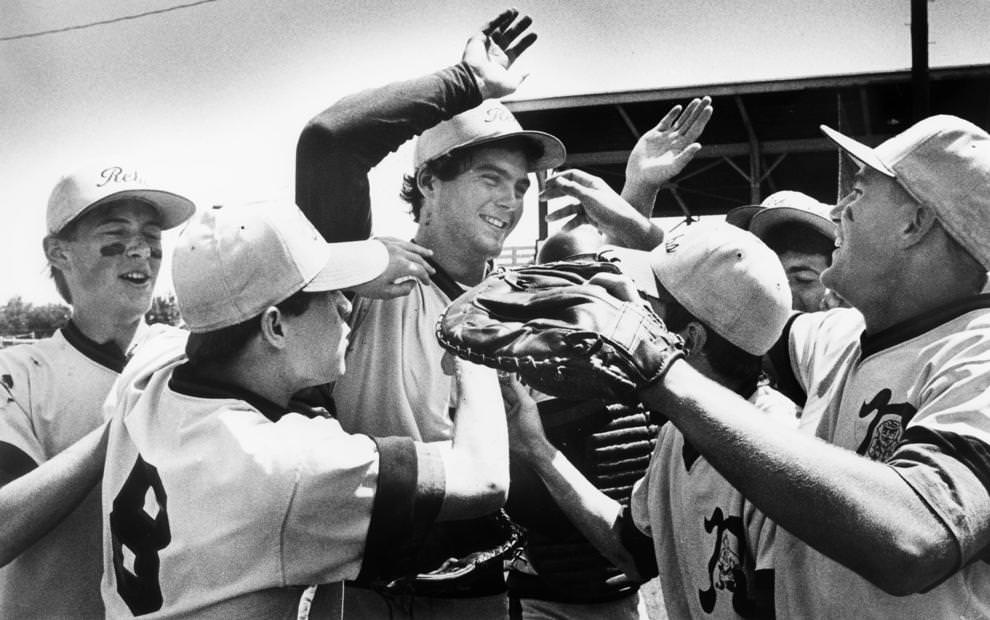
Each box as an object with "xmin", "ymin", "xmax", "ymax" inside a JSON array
[
  {"xmin": 0, "ymin": 164, "xmax": 194, "ymax": 618},
  {"xmin": 626, "ymin": 115, "xmax": 990, "ymax": 616}
]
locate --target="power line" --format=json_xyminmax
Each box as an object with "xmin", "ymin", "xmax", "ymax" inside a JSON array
[{"xmin": 0, "ymin": 0, "xmax": 218, "ymax": 42}]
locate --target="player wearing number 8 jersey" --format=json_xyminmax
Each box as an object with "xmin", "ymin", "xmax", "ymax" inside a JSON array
[{"xmin": 100, "ymin": 201, "xmax": 511, "ymax": 618}]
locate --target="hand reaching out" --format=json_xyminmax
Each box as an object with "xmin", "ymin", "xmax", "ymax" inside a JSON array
[
  {"xmin": 622, "ymin": 97, "xmax": 713, "ymax": 214},
  {"xmin": 348, "ymin": 237, "xmax": 435, "ymax": 299},
  {"xmin": 464, "ymin": 9, "xmax": 538, "ymax": 99},
  {"xmin": 543, "ymin": 169, "xmax": 663, "ymax": 250}
]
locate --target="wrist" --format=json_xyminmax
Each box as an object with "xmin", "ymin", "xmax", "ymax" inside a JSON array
[{"xmin": 620, "ymin": 181, "xmax": 660, "ymax": 217}]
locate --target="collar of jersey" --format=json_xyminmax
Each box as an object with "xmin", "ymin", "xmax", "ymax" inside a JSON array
[
  {"xmin": 169, "ymin": 362, "xmax": 290, "ymax": 423},
  {"xmin": 860, "ymin": 293, "xmax": 990, "ymax": 359},
  {"xmin": 61, "ymin": 320, "xmax": 127, "ymax": 373}
]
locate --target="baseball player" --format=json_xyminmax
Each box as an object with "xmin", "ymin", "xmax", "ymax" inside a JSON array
[
  {"xmin": 503, "ymin": 101, "xmax": 712, "ymax": 619},
  {"xmin": 726, "ymin": 190, "xmax": 840, "ymax": 313},
  {"xmin": 505, "ymin": 209, "xmax": 798, "ymax": 618},
  {"xmin": 99, "ymin": 201, "xmax": 512, "ymax": 618},
  {"xmin": 0, "ymin": 165, "xmax": 194, "ymax": 618},
  {"xmin": 295, "ymin": 10, "xmax": 565, "ymax": 617},
  {"xmin": 634, "ymin": 116, "xmax": 990, "ymax": 616}
]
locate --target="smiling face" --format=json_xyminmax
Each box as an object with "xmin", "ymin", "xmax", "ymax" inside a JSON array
[
  {"xmin": 47, "ymin": 199, "xmax": 163, "ymax": 322},
  {"xmin": 419, "ymin": 145, "xmax": 531, "ymax": 263},
  {"xmin": 821, "ymin": 167, "xmax": 915, "ymax": 310}
]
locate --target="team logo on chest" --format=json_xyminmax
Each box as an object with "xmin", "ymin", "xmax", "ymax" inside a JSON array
[
  {"xmin": 856, "ymin": 388, "xmax": 917, "ymax": 461},
  {"xmin": 699, "ymin": 508, "xmax": 760, "ymax": 616}
]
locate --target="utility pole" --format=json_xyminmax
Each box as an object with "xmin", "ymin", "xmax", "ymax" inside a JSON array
[{"xmin": 911, "ymin": 0, "xmax": 930, "ymax": 121}]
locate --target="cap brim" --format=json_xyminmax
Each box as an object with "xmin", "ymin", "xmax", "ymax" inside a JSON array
[
  {"xmin": 86, "ymin": 189, "xmax": 196, "ymax": 230},
  {"xmin": 749, "ymin": 207, "xmax": 836, "ymax": 241},
  {"xmin": 445, "ymin": 130, "xmax": 567, "ymax": 172},
  {"xmin": 303, "ymin": 239, "xmax": 390, "ymax": 292},
  {"xmin": 725, "ymin": 205, "xmax": 763, "ymax": 230},
  {"xmin": 820, "ymin": 125, "xmax": 895, "ymax": 177},
  {"xmin": 597, "ymin": 245, "xmax": 659, "ymax": 298}
]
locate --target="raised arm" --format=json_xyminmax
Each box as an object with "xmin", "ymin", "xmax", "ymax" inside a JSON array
[
  {"xmin": 621, "ymin": 97, "xmax": 713, "ymax": 215},
  {"xmin": 295, "ymin": 8, "xmax": 537, "ymax": 243}
]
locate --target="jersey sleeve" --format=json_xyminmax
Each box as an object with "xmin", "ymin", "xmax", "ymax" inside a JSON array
[
  {"xmin": 278, "ymin": 418, "xmax": 445, "ymax": 586},
  {"xmin": 295, "ymin": 63, "xmax": 482, "ymax": 243},
  {"xmin": 0, "ymin": 350, "xmax": 45, "ymax": 469},
  {"xmin": 888, "ymin": 345, "xmax": 990, "ymax": 566}
]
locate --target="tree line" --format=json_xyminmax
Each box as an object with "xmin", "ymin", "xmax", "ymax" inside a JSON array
[{"xmin": 0, "ymin": 295, "xmax": 182, "ymax": 339}]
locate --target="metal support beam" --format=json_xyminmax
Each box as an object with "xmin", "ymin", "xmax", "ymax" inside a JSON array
[{"xmin": 734, "ymin": 95, "xmax": 762, "ymax": 203}]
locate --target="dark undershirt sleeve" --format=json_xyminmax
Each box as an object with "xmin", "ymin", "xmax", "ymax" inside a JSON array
[
  {"xmin": 890, "ymin": 427, "xmax": 990, "ymax": 569},
  {"xmin": 357, "ymin": 437, "xmax": 445, "ymax": 582}
]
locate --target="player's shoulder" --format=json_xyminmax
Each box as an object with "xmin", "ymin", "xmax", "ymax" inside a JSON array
[{"xmin": 0, "ymin": 332, "xmax": 68, "ymax": 374}]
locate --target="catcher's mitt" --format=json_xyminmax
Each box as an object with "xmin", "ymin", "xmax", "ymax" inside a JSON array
[{"xmin": 436, "ymin": 261, "xmax": 684, "ymax": 403}]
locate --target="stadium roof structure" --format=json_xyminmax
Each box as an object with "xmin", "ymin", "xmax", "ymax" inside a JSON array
[{"xmin": 507, "ymin": 64, "xmax": 990, "ymax": 236}]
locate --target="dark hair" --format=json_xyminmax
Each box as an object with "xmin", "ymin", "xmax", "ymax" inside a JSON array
[
  {"xmin": 45, "ymin": 219, "xmax": 81, "ymax": 304},
  {"xmin": 662, "ymin": 297, "xmax": 763, "ymax": 397},
  {"xmin": 185, "ymin": 289, "xmax": 318, "ymax": 366},
  {"xmin": 761, "ymin": 223, "xmax": 834, "ymax": 262},
  {"xmin": 399, "ymin": 137, "xmax": 545, "ymax": 221}
]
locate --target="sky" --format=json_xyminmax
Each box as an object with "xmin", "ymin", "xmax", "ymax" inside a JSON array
[{"xmin": 1, "ymin": 0, "xmax": 988, "ymax": 303}]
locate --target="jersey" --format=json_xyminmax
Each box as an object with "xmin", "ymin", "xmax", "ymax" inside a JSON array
[
  {"xmin": 334, "ymin": 280, "xmax": 456, "ymax": 441},
  {"xmin": 0, "ymin": 321, "xmax": 168, "ymax": 619},
  {"xmin": 773, "ymin": 300, "xmax": 990, "ymax": 617},
  {"xmin": 631, "ymin": 384, "xmax": 798, "ymax": 619},
  {"xmin": 100, "ymin": 331, "xmax": 446, "ymax": 619}
]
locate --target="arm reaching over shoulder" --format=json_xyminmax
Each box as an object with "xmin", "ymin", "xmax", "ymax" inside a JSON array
[
  {"xmin": 621, "ymin": 97, "xmax": 713, "ymax": 215},
  {"xmin": 349, "ymin": 238, "xmax": 435, "ymax": 299},
  {"xmin": 0, "ymin": 422, "xmax": 109, "ymax": 567}
]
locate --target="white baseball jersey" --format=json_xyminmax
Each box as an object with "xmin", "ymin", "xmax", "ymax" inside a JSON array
[
  {"xmin": 333, "ymin": 280, "xmax": 460, "ymax": 441},
  {"xmin": 100, "ymin": 332, "xmax": 446, "ymax": 619},
  {"xmin": 0, "ymin": 321, "xmax": 167, "ymax": 619},
  {"xmin": 774, "ymin": 302, "xmax": 990, "ymax": 617},
  {"xmin": 631, "ymin": 384, "xmax": 797, "ymax": 619}
]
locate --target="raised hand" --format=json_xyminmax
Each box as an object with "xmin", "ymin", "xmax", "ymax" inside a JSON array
[
  {"xmin": 348, "ymin": 237, "xmax": 435, "ymax": 299},
  {"xmin": 543, "ymin": 169, "xmax": 663, "ymax": 250},
  {"xmin": 622, "ymin": 97, "xmax": 713, "ymax": 214},
  {"xmin": 463, "ymin": 9, "xmax": 538, "ymax": 99}
]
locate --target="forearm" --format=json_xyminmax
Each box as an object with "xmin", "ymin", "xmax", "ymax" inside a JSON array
[
  {"xmin": 295, "ymin": 62, "xmax": 483, "ymax": 242},
  {"xmin": 520, "ymin": 435, "xmax": 641, "ymax": 578},
  {"xmin": 0, "ymin": 423, "xmax": 108, "ymax": 566},
  {"xmin": 439, "ymin": 364, "xmax": 510, "ymax": 519},
  {"xmin": 641, "ymin": 361, "xmax": 959, "ymax": 593},
  {"xmin": 620, "ymin": 182, "xmax": 660, "ymax": 219}
]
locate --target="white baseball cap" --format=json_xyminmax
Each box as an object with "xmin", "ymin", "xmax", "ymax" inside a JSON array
[
  {"xmin": 173, "ymin": 201, "xmax": 389, "ymax": 333},
  {"xmin": 413, "ymin": 99, "xmax": 566, "ymax": 171},
  {"xmin": 726, "ymin": 190, "xmax": 835, "ymax": 242},
  {"xmin": 47, "ymin": 164, "xmax": 195, "ymax": 234},
  {"xmin": 601, "ymin": 223, "xmax": 792, "ymax": 356},
  {"xmin": 821, "ymin": 114, "xmax": 990, "ymax": 269}
]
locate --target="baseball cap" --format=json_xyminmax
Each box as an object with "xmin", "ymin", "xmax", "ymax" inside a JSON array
[
  {"xmin": 47, "ymin": 164, "xmax": 195, "ymax": 234},
  {"xmin": 172, "ymin": 201, "xmax": 389, "ymax": 333},
  {"xmin": 413, "ymin": 99, "xmax": 566, "ymax": 171},
  {"xmin": 726, "ymin": 191, "xmax": 835, "ymax": 242},
  {"xmin": 820, "ymin": 115, "xmax": 990, "ymax": 269},
  {"xmin": 602, "ymin": 223, "xmax": 791, "ymax": 355}
]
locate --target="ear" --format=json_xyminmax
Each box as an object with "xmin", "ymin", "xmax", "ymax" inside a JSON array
[
  {"xmin": 43, "ymin": 236, "xmax": 71, "ymax": 271},
  {"xmin": 417, "ymin": 167, "xmax": 437, "ymax": 199},
  {"xmin": 902, "ymin": 202, "xmax": 939, "ymax": 247},
  {"xmin": 258, "ymin": 306, "xmax": 287, "ymax": 349},
  {"xmin": 681, "ymin": 321, "xmax": 708, "ymax": 359}
]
